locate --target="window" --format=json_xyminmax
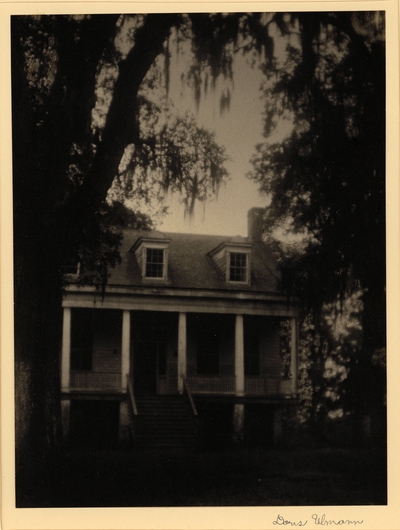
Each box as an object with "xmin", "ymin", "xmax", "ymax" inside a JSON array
[
  {"xmin": 197, "ymin": 331, "xmax": 220, "ymax": 375},
  {"xmin": 145, "ymin": 248, "xmax": 164, "ymax": 278},
  {"xmin": 208, "ymin": 242, "xmax": 252, "ymax": 285},
  {"xmin": 71, "ymin": 309, "xmax": 93, "ymax": 371},
  {"xmin": 229, "ymin": 252, "xmax": 248, "ymax": 282},
  {"xmin": 244, "ymin": 327, "xmax": 260, "ymax": 376}
]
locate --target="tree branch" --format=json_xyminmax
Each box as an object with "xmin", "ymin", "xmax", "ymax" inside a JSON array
[{"xmin": 57, "ymin": 14, "xmax": 181, "ymax": 252}]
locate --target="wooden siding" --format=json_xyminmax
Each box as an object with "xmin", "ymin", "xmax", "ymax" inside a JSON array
[
  {"xmin": 186, "ymin": 314, "xmax": 235, "ymax": 377},
  {"xmin": 219, "ymin": 329, "xmax": 234, "ymax": 376},
  {"xmin": 68, "ymin": 308, "xmax": 286, "ymax": 397},
  {"xmin": 70, "ymin": 371, "xmax": 121, "ymax": 389},
  {"xmin": 211, "ymin": 247, "xmax": 226, "ymax": 276},
  {"xmin": 244, "ymin": 376, "xmax": 280, "ymax": 395},
  {"xmin": 92, "ymin": 311, "xmax": 122, "ymax": 374},
  {"xmin": 186, "ymin": 375, "xmax": 236, "ymax": 393},
  {"xmin": 70, "ymin": 309, "xmax": 122, "ymax": 390},
  {"xmin": 167, "ymin": 340, "xmax": 178, "ymax": 394},
  {"xmin": 260, "ymin": 320, "xmax": 281, "ymax": 378}
]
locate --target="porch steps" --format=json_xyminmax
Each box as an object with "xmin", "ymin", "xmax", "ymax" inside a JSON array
[{"xmin": 136, "ymin": 396, "xmax": 197, "ymax": 450}]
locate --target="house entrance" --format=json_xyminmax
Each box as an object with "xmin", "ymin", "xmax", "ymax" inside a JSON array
[{"xmin": 134, "ymin": 340, "xmax": 167, "ymax": 395}]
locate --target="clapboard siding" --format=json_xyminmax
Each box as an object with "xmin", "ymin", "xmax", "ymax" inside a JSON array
[
  {"xmin": 187, "ymin": 333, "xmax": 197, "ymax": 376},
  {"xmin": 92, "ymin": 310, "xmax": 122, "ymax": 374},
  {"xmin": 260, "ymin": 320, "xmax": 281, "ymax": 378},
  {"xmin": 186, "ymin": 314, "xmax": 235, "ymax": 376},
  {"xmin": 219, "ymin": 326, "xmax": 234, "ymax": 376},
  {"xmin": 167, "ymin": 339, "xmax": 178, "ymax": 393}
]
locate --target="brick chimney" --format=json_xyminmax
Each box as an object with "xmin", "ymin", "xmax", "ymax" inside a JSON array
[{"xmin": 247, "ymin": 207, "xmax": 265, "ymax": 241}]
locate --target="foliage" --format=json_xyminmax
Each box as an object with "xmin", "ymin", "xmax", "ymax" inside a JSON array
[
  {"xmin": 112, "ymin": 110, "xmax": 229, "ymax": 217},
  {"xmin": 13, "ymin": 13, "xmax": 281, "ymax": 473},
  {"xmin": 248, "ymin": 13, "xmax": 386, "ymax": 434},
  {"xmin": 63, "ymin": 201, "xmax": 155, "ymax": 288},
  {"xmin": 249, "ymin": 12, "xmax": 385, "ymax": 311}
]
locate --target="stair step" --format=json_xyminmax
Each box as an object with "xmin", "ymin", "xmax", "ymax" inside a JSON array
[{"xmin": 131, "ymin": 395, "xmax": 197, "ymax": 449}]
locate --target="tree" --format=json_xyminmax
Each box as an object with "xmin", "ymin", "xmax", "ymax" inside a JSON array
[
  {"xmin": 248, "ymin": 12, "xmax": 385, "ymax": 443},
  {"xmin": 12, "ymin": 13, "xmax": 239, "ymax": 487},
  {"xmin": 14, "ymin": 12, "xmax": 287, "ymax": 494}
]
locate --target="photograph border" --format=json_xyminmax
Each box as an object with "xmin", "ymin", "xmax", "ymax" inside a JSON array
[{"xmin": 1, "ymin": 1, "xmax": 399, "ymax": 529}]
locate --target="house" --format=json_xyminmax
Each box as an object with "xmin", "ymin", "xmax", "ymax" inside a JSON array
[{"xmin": 60, "ymin": 208, "xmax": 299, "ymax": 449}]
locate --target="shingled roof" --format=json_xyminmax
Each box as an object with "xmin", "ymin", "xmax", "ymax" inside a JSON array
[{"xmin": 106, "ymin": 228, "xmax": 282, "ymax": 294}]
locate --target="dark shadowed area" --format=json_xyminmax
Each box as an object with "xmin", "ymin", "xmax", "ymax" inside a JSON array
[{"xmin": 17, "ymin": 447, "xmax": 386, "ymax": 507}]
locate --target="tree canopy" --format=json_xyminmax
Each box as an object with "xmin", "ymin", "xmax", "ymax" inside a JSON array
[
  {"xmin": 247, "ymin": 12, "xmax": 385, "ymax": 435},
  {"xmin": 249, "ymin": 12, "xmax": 385, "ymax": 309},
  {"xmin": 12, "ymin": 13, "xmax": 271, "ymax": 480}
]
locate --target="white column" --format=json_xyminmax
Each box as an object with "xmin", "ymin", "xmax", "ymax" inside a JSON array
[
  {"xmin": 235, "ymin": 314, "xmax": 245, "ymax": 396},
  {"xmin": 178, "ymin": 312, "xmax": 187, "ymax": 394},
  {"xmin": 291, "ymin": 317, "xmax": 298, "ymax": 395},
  {"xmin": 61, "ymin": 307, "xmax": 71, "ymax": 390},
  {"xmin": 121, "ymin": 310, "xmax": 130, "ymax": 391}
]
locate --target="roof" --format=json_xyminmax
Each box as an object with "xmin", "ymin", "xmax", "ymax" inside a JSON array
[{"xmin": 104, "ymin": 229, "xmax": 282, "ymax": 294}]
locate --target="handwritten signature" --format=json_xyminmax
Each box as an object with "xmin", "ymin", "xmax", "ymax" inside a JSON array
[{"xmin": 273, "ymin": 514, "xmax": 364, "ymax": 526}]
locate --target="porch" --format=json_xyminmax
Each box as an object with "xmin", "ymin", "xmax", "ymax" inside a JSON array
[
  {"xmin": 61, "ymin": 308, "xmax": 299, "ymax": 398},
  {"xmin": 60, "ymin": 307, "xmax": 299, "ymax": 444}
]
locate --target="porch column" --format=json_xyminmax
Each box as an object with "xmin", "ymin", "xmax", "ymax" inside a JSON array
[
  {"xmin": 234, "ymin": 314, "xmax": 245, "ymax": 443},
  {"xmin": 235, "ymin": 314, "xmax": 245, "ymax": 396},
  {"xmin": 178, "ymin": 312, "xmax": 187, "ymax": 394},
  {"xmin": 61, "ymin": 307, "xmax": 71, "ymax": 440},
  {"xmin": 61, "ymin": 307, "xmax": 71, "ymax": 390},
  {"xmin": 121, "ymin": 310, "xmax": 130, "ymax": 391},
  {"xmin": 290, "ymin": 317, "xmax": 298, "ymax": 395}
]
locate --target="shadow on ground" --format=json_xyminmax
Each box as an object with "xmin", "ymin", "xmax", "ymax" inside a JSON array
[{"xmin": 18, "ymin": 447, "xmax": 387, "ymax": 507}]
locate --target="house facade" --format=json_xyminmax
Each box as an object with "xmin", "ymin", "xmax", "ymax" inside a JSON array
[{"xmin": 60, "ymin": 208, "xmax": 299, "ymax": 449}]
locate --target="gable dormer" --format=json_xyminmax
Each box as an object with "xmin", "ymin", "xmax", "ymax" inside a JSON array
[
  {"xmin": 208, "ymin": 239, "xmax": 252, "ymax": 285},
  {"xmin": 131, "ymin": 235, "xmax": 171, "ymax": 281}
]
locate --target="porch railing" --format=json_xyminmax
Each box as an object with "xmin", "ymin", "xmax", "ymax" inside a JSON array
[
  {"xmin": 69, "ymin": 371, "xmax": 288, "ymax": 397},
  {"xmin": 126, "ymin": 375, "xmax": 139, "ymax": 445},
  {"xmin": 127, "ymin": 375, "xmax": 139, "ymax": 416},
  {"xmin": 244, "ymin": 376, "xmax": 280, "ymax": 395},
  {"xmin": 182, "ymin": 376, "xmax": 198, "ymax": 416},
  {"xmin": 186, "ymin": 375, "xmax": 236, "ymax": 393},
  {"xmin": 185, "ymin": 375, "xmax": 282, "ymax": 396},
  {"xmin": 70, "ymin": 371, "xmax": 121, "ymax": 390}
]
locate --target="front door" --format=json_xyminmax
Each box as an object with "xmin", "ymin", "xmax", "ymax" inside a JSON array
[{"xmin": 134, "ymin": 340, "xmax": 158, "ymax": 395}]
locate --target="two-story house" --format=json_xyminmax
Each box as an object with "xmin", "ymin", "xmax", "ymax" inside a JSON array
[{"xmin": 60, "ymin": 208, "xmax": 299, "ymax": 450}]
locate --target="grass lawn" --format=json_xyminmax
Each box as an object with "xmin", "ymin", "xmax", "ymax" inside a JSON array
[{"xmin": 18, "ymin": 446, "xmax": 386, "ymax": 508}]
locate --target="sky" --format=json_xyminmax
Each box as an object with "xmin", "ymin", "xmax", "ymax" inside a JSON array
[{"xmin": 156, "ymin": 52, "xmax": 269, "ymax": 237}]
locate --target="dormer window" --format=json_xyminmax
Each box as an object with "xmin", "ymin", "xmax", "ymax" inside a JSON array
[
  {"xmin": 208, "ymin": 240, "xmax": 252, "ymax": 285},
  {"xmin": 145, "ymin": 248, "xmax": 165, "ymax": 278},
  {"xmin": 131, "ymin": 235, "xmax": 171, "ymax": 281},
  {"xmin": 229, "ymin": 252, "xmax": 248, "ymax": 283}
]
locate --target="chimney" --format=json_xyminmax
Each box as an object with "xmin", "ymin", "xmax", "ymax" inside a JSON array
[{"xmin": 247, "ymin": 207, "xmax": 265, "ymax": 241}]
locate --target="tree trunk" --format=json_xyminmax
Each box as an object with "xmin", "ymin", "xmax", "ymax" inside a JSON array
[
  {"xmin": 14, "ymin": 237, "xmax": 64, "ymax": 504},
  {"xmin": 12, "ymin": 14, "xmax": 180, "ymax": 502}
]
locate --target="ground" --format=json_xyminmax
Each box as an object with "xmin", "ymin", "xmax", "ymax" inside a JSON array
[{"xmin": 17, "ymin": 447, "xmax": 386, "ymax": 507}]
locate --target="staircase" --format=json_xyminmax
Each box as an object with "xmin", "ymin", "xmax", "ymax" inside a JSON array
[{"xmin": 135, "ymin": 396, "xmax": 197, "ymax": 450}]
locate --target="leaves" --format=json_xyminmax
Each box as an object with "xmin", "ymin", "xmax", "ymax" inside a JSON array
[
  {"xmin": 247, "ymin": 13, "xmax": 386, "ymax": 432},
  {"xmin": 113, "ymin": 111, "xmax": 229, "ymax": 217},
  {"xmin": 249, "ymin": 12, "xmax": 385, "ymax": 310}
]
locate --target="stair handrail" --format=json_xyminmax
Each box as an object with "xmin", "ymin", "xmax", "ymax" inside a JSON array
[
  {"xmin": 126, "ymin": 374, "xmax": 139, "ymax": 416},
  {"xmin": 182, "ymin": 376, "xmax": 198, "ymax": 417}
]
